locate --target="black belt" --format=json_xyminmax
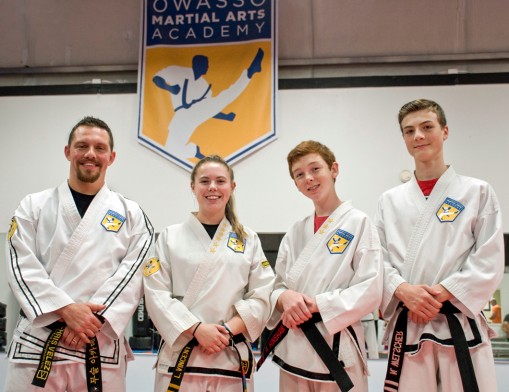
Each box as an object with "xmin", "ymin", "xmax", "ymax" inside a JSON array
[
  {"xmin": 257, "ymin": 313, "xmax": 354, "ymax": 392},
  {"xmin": 167, "ymin": 333, "xmax": 252, "ymax": 392},
  {"xmin": 384, "ymin": 301, "xmax": 480, "ymax": 392},
  {"xmin": 23, "ymin": 310, "xmax": 104, "ymax": 392}
]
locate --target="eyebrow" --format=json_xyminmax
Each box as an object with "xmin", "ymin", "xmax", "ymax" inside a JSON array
[
  {"xmin": 198, "ymin": 175, "xmax": 227, "ymax": 180},
  {"xmin": 292, "ymin": 161, "xmax": 321, "ymax": 174},
  {"xmin": 403, "ymin": 120, "xmax": 433, "ymax": 130}
]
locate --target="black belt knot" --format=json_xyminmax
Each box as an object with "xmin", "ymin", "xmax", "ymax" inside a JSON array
[{"xmin": 257, "ymin": 313, "xmax": 355, "ymax": 392}]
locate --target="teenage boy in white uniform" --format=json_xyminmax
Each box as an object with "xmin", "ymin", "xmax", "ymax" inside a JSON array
[{"xmin": 375, "ymin": 99, "xmax": 504, "ymax": 392}]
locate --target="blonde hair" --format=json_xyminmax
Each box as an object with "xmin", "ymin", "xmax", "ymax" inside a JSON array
[{"xmin": 191, "ymin": 155, "xmax": 247, "ymax": 242}]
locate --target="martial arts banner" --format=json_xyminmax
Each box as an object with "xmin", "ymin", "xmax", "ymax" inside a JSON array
[{"xmin": 137, "ymin": 0, "xmax": 277, "ymax": 171}]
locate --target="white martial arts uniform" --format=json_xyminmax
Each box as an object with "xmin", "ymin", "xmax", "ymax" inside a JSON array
[
  {"xmin": 143, "ymin": 213, "xmax": 275, "ymax": 392},
  {"xmin": 154, "ymin": 65, "xmax": 251, "ymax": 160},
  {"xmin": 375, "ymin": 166, "xmax": 504, "ymax": 391},
  {"xmin": 5, "ymin": 182, "xmax": 154, "ymax": 391},
  {"xmin": 267, "ymin": 201, "xmax": 383, "ymax": 391},
  {"xmin": 360, "ymin": 313, "xmax": 379, "ymax": 359}
]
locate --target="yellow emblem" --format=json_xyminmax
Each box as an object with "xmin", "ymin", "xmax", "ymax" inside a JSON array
[
  {"xmin": 8, "ymin": 218, "xmax": 17, "ymax": 240},
  {"xmin": 241, "ymin": 360, "xmax": 250, "ymax": 374},
  {"xmin": 227, "ymin": 233, "xmax": 245, "ymax": 253},
  {"xmin": 101, "ymin": 210, "xmax": 126, "ymax": 232},
  {"xmin": 261, "ymin": 260, "xmax": 271, "ymax": 268},
  {"xmin": 327, "ymin": 229, "xmax": 354, "ymax": 254},
  {"xmin": 436, "ymin": 197, "xmax": 464, "ymax": 222},
  {"xmin": 144, "ymin": 258, "xmax": 160, "ymax": 277}
]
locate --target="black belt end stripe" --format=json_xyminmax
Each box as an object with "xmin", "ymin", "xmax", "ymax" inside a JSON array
[
  {"xmin": 167, "ymin": 334, "xmax": 251, "ymax": 392},
  {"xmin": 30, "ymin": 319, "xmax": 103, "ymax": 392},
  {"xmin": 384, "ymin": 302, "xmax": 480, "ymax": 392}
]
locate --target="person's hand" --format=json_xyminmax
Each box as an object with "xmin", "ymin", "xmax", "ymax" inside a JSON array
[
  {"xmin": 194, "ymin": 323, "xmax": 230, "ymax": 355},
  {"xmin": 55, "ymin": 303, "xmax": 105, "ymax": 344},
  {"xmin": 429, "ymin": 284, "xmax": 453, "ymax": 303},
  {"xmin": 277, "ymin": 290, "xmax": 314, "ymax": 329},
  {"xmin": 395, "ymin": 283, "xmax": 442, "ymax": 322},
  {"xmin": 62, "ymin": 327, "xmax": 87, "ymax": 350},
  {"xmin": 408, "ymin": 311, "xmax": 430, "ymax": 324},
  {"xmin": 304, "ymin": 296, "xmax": 319, "ymax": 313}
]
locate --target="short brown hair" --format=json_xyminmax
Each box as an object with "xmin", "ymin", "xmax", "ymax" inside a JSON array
[
  {"xmin": 68, "ymin": 116, "xmax": 114, "ymax": 150},
  {"xmin": 287, "ymin": 140, "xmax": 336, "ymax": 179},
  {"xmin": 398, "ymin": 99, "xmax": 447, "ymax": 131}
]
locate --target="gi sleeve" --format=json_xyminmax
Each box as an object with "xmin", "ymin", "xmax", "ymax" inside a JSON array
[
  {"xmin": 233, "ymin": 232, "xmax": 275, "ymax": 342},
  {"xmin": 143, "ymin": 228, "xmax": 200, "ymax": 348},
  {"xmin": 440, "ymin": 184, "xmax": 504, "ymax": 317},
  {"xmin": 266, "ymin": 233, "xmax": 291, "ymax": 330},
  {"xmin": 374, "ymin": 195, "xmax": 406, "ymax": 321},
  {"xmin": 6, "ymin": 196, "xmax": 74, "ymax": 325}
]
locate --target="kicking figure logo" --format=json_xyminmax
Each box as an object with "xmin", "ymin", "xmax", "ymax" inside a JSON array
[
  {"xmin": 327, "ymin": 229, "xmax": 354, "ymax": 254},
  {"xmin": 101, "ymin": 210, "xmax": 126, "ymax": 232},
  {"xmin": 227, "ymin": 232, "xmax": 246, "ymax": 253},
  {"xmin": 153, "ymin": 48, "xmax": 265, "ymax": 163},
  {"xmin": 436, "ymin": 197, "xmax": 465, "ymax": 222}
]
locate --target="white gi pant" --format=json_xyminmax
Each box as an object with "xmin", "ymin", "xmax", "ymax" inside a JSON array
[
  {"xmin": 361, "ymin": 319, "xmax": 379, "ymax": 360},
  {"xmin": 3, "ymin": 356, "xmax": 127, "ymax": 392},
  {"xmin": 279, "ymin": 362, "xmax": 368, "ymax": 392},
  {"xmin": 154, "ymin": 372, "xmax": 254, "ymax": 392},
  {"xmin": 397, "ymin": 340, "xmax": 497, "ymax": 392}
]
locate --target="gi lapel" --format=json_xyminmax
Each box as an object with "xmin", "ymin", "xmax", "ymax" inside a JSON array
[
  {"xmin": 286, "ymin": 202, "xmax": 354, "ymax": 290},
  {"xmin": 402, "ymin": 167, "xmax": 455, "ymax": 280},
  {"xmin": 181, "ymin": 214, "xmax": 231, "ymax": 308},
  {"xmin": 49, "ymin": 183, "xmax": 110, "ymax": 285}
]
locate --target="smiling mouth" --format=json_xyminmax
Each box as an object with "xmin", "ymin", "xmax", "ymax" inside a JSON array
[
  {"xmin": 206, "ymin": 195, "xmax": 221, "ymax": 200},
  {"xmin": 308, "ymin": 184, "xmax": 319, "ymax": 191},
  {"xmin": 80, "ymin": 160, "xmax": 99, "ymax": 168}
]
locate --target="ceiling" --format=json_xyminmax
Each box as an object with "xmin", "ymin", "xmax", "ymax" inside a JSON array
[{"xmin": 1, "ymin": 0, "xmax": 509, "ymax": 86}]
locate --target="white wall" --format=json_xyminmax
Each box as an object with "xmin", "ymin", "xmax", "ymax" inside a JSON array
[
  {"xmin": 1, "ymin": 85, "xmax": 509, "ymax": 233},
  {"xmin": 1, "ymin": 84, "xmax": 509, "ymax": 341}
]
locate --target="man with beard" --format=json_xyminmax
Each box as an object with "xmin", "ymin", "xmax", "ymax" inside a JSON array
[{"xmin": 4, "ymin": 116, "xmax": 154, "ymax": 391}]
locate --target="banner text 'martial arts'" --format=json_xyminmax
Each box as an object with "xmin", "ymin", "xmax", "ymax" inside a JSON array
[{"xmin": 147, "ymin": 0, "xmax": 271, "ymax": 44}]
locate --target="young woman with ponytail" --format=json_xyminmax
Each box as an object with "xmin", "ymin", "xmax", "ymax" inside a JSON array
[{"xmin": 144, "ymin": 155, "xmax": 275, "ymax": 392}]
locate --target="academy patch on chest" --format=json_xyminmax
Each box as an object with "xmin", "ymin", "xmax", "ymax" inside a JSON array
[
  {"xmin": 327, "ymin": 229, "xmax": 354, "ymax": 254},
  {"xmin": 436, "ymin": 197, "xmax": 464, "ymax": 222},
  {"xmin": 101, "ymin": 210, "xmax": 126, "ymax": 232},
  {"xmin": 144, "ymin": 257, "xmax": 160, "ymax": 277},
  {"xmin": 227, "ymin": 232, "xmax": 246, "ymax": 253}
]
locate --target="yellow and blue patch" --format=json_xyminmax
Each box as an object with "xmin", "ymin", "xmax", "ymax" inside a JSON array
[
  {"xmin": 327, "ymin": 229, "xmax": 354, "ymax": 254},
  {"xmin": 436, "ymin": 197, "xmax": 464, "ymax": 222},
  {"xmin": 261, "ymin": 260, "xmax": 271, "ymax": 269},
  {"xmin": 144, "ymin": 258, "xmax": 160, "ymax": 277},
  {"xmin": 227, "ymin": 232, "xmax": 245, "ymax": 253},
  {"xmin": 101, "ymin": 210, "xmax": 126, "ymax": 232},
  {"xmin": 8, "ymin": 218, "xmax": 17, "ymax": 240}
]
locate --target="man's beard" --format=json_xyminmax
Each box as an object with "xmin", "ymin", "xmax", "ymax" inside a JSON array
[{"xmin": 77, "ymin": 163, "xmax": 101, "ymax": 183}]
